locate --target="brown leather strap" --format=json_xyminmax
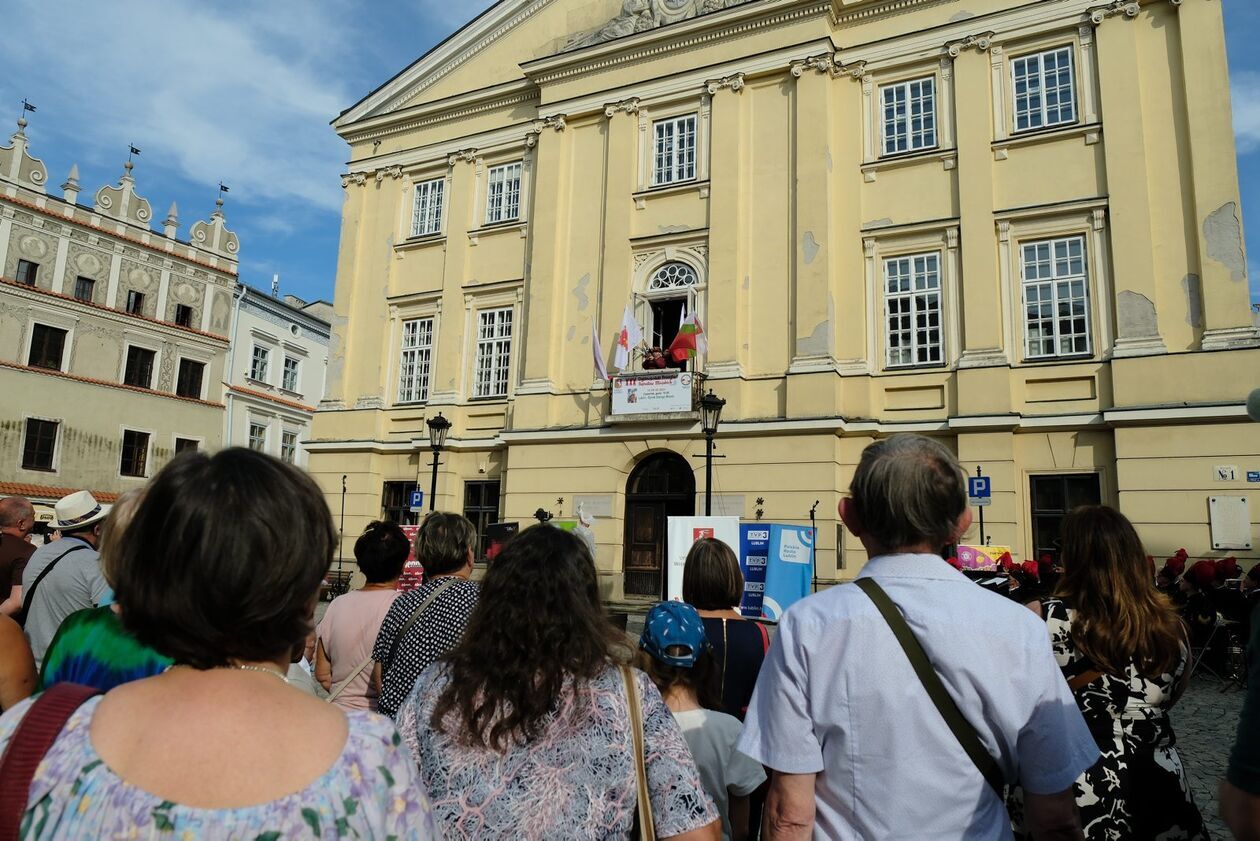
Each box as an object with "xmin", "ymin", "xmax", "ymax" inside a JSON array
[
  {"xmin": 0, "ymin": 683, "xmax": 101, "ymax": 840},
  {"xmin": 1067, "ymin": 669, "xmax": 1104, "ymax": 692},
  {"xmin": 621, "ymin": 666, "xmax": 655, "ymax": 841}
]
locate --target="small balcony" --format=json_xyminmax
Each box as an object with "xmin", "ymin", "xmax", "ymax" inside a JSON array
[{"xmin": 606, "ymin": 370, "xmax": 706, "ymax": 424}]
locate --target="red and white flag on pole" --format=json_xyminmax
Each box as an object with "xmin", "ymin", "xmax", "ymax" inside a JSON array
[
  {"xmin": 592, "ymin": 318, "xmax": 609, "ymax": 382},
  {"xmin": 667, "ymin": 312, "xmax": 707, "ymax": 362},
  {"xmin": 613, "ymin": 304, "xmax": 643, "ymax": 371}
]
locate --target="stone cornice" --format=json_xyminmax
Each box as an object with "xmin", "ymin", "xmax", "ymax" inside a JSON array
[{"xmin": 340, "ymin": 80, "xmax": 541, "ymax": 144}]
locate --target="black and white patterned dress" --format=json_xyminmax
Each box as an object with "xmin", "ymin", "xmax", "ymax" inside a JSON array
[{"xmin": 1012, "ymin": 598, "xmax": 1208, "ymax": 840}]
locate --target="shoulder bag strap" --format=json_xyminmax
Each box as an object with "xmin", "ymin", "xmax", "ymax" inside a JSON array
[
  {"xmin": 326, "ymin": 652, "xmax": 377, "ymax": 703},
  {"xmin": 756, "ymin": 620, "xmax": 771, "ymax": 655},
  {"xmin": 383, "ymin": 578, "xmax": 458, "ymax": 673},
  {"xmin": 0, "ymin": 682, "xmax": 101, "ymax": 841},
  {"xmin": 621, "ymin": 665, "xmax": 656, "ymax": 841},
  {"xmin": 854, "ymin": 577, "xmax": 1006, "ymax": 798},
  {"xmin": 15, "ymin": 545, "xmax": 88, "ymax": 628}
]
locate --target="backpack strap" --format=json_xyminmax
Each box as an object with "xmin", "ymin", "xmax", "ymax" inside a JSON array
[
  {"xmin": 0, "ymin": 683, "xmax": 101, "ymax": 841},
  {"xmin": 855, "ymin": 577, "xmax": 1006, "ymax": 799},
  {"xmin": 383, "ymin": 578, "xmax": 458, "ymax": 673},
  {"xmin": 15, "ymin": 544, "xmax": 88, "ymax": 628}
]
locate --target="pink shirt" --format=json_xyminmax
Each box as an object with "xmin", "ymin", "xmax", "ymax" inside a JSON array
[{"xmin": 317, "ymin": 588, "xmax": 399, "ymax": 711}]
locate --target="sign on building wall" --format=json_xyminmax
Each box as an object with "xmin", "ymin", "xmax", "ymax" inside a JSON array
[
  {"xmin": 611, "ymin": 372, "xmax": 694, "ymax": 415},
  {"xmin": 665, "ymin": 516, "xmax": 741, "ymax": 601}
]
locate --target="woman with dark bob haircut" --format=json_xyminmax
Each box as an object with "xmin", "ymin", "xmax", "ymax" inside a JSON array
[
  {"xmin": 682, "ymin": 537, "xmax": 769, "ymax": 720},
  {"xmin": 396, "ymin": 524, "xmax": 720, "ymax": 841},
  {"xmin": 0, "ymin": 449, "xmax": 434, "ymax": 838}
]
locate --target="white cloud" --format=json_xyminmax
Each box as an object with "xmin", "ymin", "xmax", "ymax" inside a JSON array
[{"xmin": 1234, "ymin": 70, "xmax": 1260, "ymax": 155}]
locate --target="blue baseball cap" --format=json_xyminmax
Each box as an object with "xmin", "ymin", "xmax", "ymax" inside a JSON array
[{"xmin": 640, "ymin": 601, "xmax": 709, "ymax": 668}]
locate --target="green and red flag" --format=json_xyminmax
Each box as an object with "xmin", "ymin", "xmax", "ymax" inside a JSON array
[{"xmin": 668, "ymin": 313, "xmax": 707, "ymax": 362}]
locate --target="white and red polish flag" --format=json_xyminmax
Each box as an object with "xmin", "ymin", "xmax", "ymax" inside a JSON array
[
  {"xmin": 592, "ymin": 318, "xmax": 609, "ymax": 382},
  {"xmin": 613, "ymin": 304, "xmax": 643, "ymax": 371}
]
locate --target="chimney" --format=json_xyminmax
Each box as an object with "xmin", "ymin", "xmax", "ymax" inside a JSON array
[{"xmin": 271, "ymin": 273, "xmax": 280, "ymax": 298}]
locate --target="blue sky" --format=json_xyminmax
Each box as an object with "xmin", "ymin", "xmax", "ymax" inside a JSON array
[{"xmin": 2, "ymin": 0, "xmax": 1258, "ymax": 309}]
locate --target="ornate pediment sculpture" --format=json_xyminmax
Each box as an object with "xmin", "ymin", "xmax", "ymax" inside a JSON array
[{"xmin": 567, "ymin": 0, "xmax": 756, "ymax": 50}]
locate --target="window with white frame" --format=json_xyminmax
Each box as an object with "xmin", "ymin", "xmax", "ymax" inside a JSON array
[
  {"xmin": 1021, "ymin": 235, "xmax": 1091, "ymax": 359},
  {"xmin": 282, "ymin": 356, "xmax": 300, "ymax": 392},
  {"xmin": 485, "ymin": 163, "xmax": 522, "ymax": 225},
  {"xmin": 397, "ymin": 317, "xmax": 434, "ymax": 404},
  {"xmin": 884, "ymin": 253, "xmax": 944, "ymax": 367},
  {"xmin": 280, "ymin": 430, "xmax": 298, "ymax": 464},
  {"xmin": 1012, "ymin": 47, "xmax": 1076, "ymax": 133},
  {"xmin": 250, "ymin": 345, "xmax": 270, "ymax": 382},
  {"xmin": 248, "ymin": 422, "xmax": 268, "ymax": 452},
  {"xmin": 411, "ymin": 178, "xmax": 445, "ymax": 237},
  {"xmin": 473, "ymin": 308, "xmax": 513, "ymax": 399},
  {"xmin": 881, "ymin": 77, "xmax": 937, "ymax": 155},
  {"xmin": 652, "ymin": 115, "xmax": 698, "ymax": 186}
]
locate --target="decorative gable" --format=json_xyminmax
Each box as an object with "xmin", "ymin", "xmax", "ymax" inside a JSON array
[{"xmin": 566, "ymin": 0, "xmax": 760, "ymax": 50}]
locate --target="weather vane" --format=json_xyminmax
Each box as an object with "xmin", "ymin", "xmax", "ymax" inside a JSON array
[
  {"xmin": 127, "ymin": 144, "xmax": 141, "ymax": 164},
  {"xmin": 19, "ymin": 99, "xmax": 36, "ymax": 121},
  {"xmin": 218, "ymin": 182, "xmax": 230, "ymax": 202}
]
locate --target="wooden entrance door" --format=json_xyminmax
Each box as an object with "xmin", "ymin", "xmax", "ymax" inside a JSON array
[{"xmin": 623, "ymin": 453, "xmax": 695, "ymax": 597}]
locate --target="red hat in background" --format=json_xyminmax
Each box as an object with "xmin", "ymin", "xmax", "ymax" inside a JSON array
[
  {"xmin": 1021, "ymin": 560, "xmax": 1040, "ymax": 580},
  {"xmin": 1165, "ymin": 555, "xmax": 1187, "ymax": 576},
  {"xmin": 998, "ymin": 551, "xmax": 1015, "ymax": 571},
  {"xmin": 1175, "ymin": 548, "xmax": 1189, "ymax": 560},
  {"xmin": 1189, "ymin": 560, "xmax": 1218, "ymax": 589},
  {"xmin": 945, "ymin": 555, "xmax": 963, "ymax": 571},
  {"xmin": 1217, "ymin": 557, "xmax": 1241, "ymax": 582}
]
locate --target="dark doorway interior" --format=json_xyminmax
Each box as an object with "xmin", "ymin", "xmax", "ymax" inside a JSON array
[
  {"xmin": 623, "ymin": 452, "xmax": 696, "ymax": 597},
  {"xmin": 1029, "ymin": 473, "xmax": 1102, "ymax": 563}
]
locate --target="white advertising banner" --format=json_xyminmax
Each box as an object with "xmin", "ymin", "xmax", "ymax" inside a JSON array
[
  {"xmin": 611, "ymin": 372, "xmax": 694, "ymax": 415},
  {"xmin": 665, "ymin": 516, "xmax": 741, "ymax": 601}
]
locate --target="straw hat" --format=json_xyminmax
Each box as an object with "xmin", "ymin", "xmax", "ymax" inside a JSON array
[{"xmin": 51, "ymin": 490, "xmax": 111, "ymax": 531}]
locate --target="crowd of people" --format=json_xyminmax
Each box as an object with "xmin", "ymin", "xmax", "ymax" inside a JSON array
[{"xmin": 0, "ymin": 435, "xmax": 1257, "ymax": 840}]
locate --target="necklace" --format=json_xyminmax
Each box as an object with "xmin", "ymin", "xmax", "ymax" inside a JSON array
[{"xmin": 166, "ymin": 663, "xmax": 290, "ymax": 684}]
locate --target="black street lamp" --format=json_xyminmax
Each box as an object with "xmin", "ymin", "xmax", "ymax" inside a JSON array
[
  {"xmin": 699, "ymin": 389, "xmax": 726, "ymax": 516},
  {"xmin": 426, "ymin": 412, "xmax": 452, "ymax": 513}
]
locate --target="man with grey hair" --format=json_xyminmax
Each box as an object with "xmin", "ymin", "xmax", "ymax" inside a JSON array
[
  {"xmin": 0, "ymin": 496, "xmax": 36, "ymax": 616},
  {"xmin": 740, "ymin": 434, "xmax": 1099, "ymax": 839}
]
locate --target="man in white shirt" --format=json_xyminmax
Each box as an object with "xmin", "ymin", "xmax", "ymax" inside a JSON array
[{"xmin": 739, "ymin": 435, "xmax": 1099, "ymax": 840}]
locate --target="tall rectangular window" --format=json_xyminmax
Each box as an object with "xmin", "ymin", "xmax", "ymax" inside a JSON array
[
  {"xmin": 1022, "ymin": 236, "xmax": 1091, "ymax": 359},
  {"xmin": 411, "ymin": 178, "xmax": 445, "ymax": 237},
  {"xmin": 73, "ymin": 276, "xmax": 95, "ymax": 302},
  {"xmin": 281, "ymin": 430, "xmax": 298, "ymax": 464},
  {"xmin": 473, "ymin": 308, "xmax": 512, "ymax": 399},
  {"xmin": 248, "ymin": 422, "xmax": 268, "ymax": 452},
  {"xmin": 381, "ymin": 481, "xmax": 420, "ymax": 526},
  {"xmin": 397, "ymin": 317, "xmax": 434, "ymax": 404},
  {"xmin": 123, "ymin": 346, "xmax": 156, "ymax": 388},
  {"xmin": 120, "ymin": 430, "xmax": 150, "ymax": 477},
  {"xmin": 15, "ymin": 260, "xmax": 38, "ymax": 285},
  {"xmin": 28, "ymin": 324, "xmax": 67, "ymax": 371},
  {"xmin": 881, "ymin": 77, "xmax": 937, "ymax": 155},
  {"xmin": 652, "ymin": 115, "xmax": 698, "ymax": 185},
  {"xmin": 282, "ymin": 357, "xmax": 300, "ymax": 392},
  {"xmin": 175, "ymin": 437, "xmax": 199, "ymax": 454},
  {"xmin": 125, "ymin": 290, "xmax": 145, "ymax": 315},
  {"xmin": 485, "ymin": 163, "xmax": 522, "ymax": 225},
  {"xmin": 884, "ymin": 253, "xmax": 944, "ymax": 367},
  {"xmin": 250, "ymin": 345, "xmax": 270, "ymax": 382},
  {"xmin": 1012, "ymin": 47, "xmax": 1076, "ymax": 133},
  {"xmin": 173, "ymin": 304, "xmax": 194, "ymax": 328},
  {"xmin": 176, "ymin": 359, "xmax": 205, "ymax": 399},
  {"xmin": 1030, "ymin": 474, "xmax": 1101, "ymax": 563},
  {"xmin": 22, "ymin": 419, "xmax": 58, "ymax": 471},
  {"xmin": 463, "ymin": 481, "xmax": 501, "ymax": 562}
]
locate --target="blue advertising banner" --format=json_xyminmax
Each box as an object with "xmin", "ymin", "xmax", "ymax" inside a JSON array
[
  {"xmin": 738, "ymin": 525, "xmax": 770, "ymax": 618},
  {"xmin": 762, "ymin": 524, "xmax": 815, "ymax": 621}
]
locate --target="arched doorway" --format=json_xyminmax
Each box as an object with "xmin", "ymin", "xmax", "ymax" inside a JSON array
[{"xmin": 623, "ymin": 452, "xmax": 696, "ymax": 597}]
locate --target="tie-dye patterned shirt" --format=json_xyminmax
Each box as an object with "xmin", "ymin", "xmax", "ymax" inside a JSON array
[{"xmin": 38, "ymin": 606, "xmax": 171, "ymax": 693}]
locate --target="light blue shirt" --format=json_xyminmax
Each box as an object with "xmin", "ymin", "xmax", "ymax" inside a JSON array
[{"xmin": 738, "ymin": 553, "xmax": 1099, "ymax": 840}]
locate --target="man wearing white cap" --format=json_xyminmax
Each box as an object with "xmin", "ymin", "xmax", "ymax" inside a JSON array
[{"xmin": 20, "ymin": 490, "xmax": 111, "ymax": 668}]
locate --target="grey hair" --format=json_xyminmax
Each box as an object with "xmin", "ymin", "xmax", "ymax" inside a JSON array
[
  {"xmin": 0, "ymin": 496, "xmax": 33, "ymax": 529},
  {"xmin": 849, "ymin": 435, "xmax": 967, "ymax": 553}
]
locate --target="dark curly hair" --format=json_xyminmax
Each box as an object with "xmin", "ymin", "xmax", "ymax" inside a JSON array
[
  {"xmin": 431, "ymin": 524, "xmax": 628, "ymax": 750},
  {"xmin": 111, "ymin": 448, "xmax": 335, "ymax": 669}
]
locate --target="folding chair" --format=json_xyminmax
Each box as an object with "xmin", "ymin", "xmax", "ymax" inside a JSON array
[{"xmin": 1189, "ymin": 613, "xmax": 1226, "ymax": 681}]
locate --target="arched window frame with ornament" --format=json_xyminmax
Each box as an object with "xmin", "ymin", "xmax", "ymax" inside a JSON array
[{"xmin": 632, "ymin": 245, "xmax": 708, "ymax": 372}]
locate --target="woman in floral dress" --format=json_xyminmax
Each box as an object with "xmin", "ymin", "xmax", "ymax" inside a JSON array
[{"xmin": 1013, "ymin": 505, "xmax": 1208, "ymax": 840}]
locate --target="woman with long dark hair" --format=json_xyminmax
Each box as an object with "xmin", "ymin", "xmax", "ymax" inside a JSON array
[
  {"xmin": 1013, "ymin": 505, "xmax": 1207, "ymax": 840},
  {"xmin": 396, "ymin": 524, "xmax": 719, "ymax": 840}
]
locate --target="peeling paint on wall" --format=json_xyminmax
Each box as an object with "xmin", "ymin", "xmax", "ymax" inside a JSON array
[
  {"xmin": 1181, "ymin": 274, "xmax": 1204, "ymax": 328},
  {"xmin": 797, "ymin": 295, "xmax": 835, "ymax": 357},
  {"xmin": 864, "ymin": 218, "xmax": 893, "ymax": 229},
  {"xmin": 1116, "ymin": 290, "xmax": 1158, "ymax": 339},
  {"xmin": 802, "ymin": 232, "xmax": 821, "ymax": 265},
  {"xmin": 742, "ymin": 275, "xmax": 750, "ymax": 290},
  {"xmin": 572, "ymin": 273, "xmax": 591, "ymax": 312},
  {"xmin": 658, "ymin": 225, "xmax": 689, "ymax": 234},
  {"xmin": 949, "ymin": 11, "xmax": 976, "ymax": 22},
  {"xmin": 1204, "ymin": 202, "xmax": 1247, "ymax": 282},
  {"xmin": 566, "ymin": 325, "xmax": 576, "ymax": 342}
]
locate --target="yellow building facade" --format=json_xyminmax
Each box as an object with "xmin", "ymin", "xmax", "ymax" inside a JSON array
[{"xmin": 311, "ymin": 0, "xmax": 1260, "ymax": 600}]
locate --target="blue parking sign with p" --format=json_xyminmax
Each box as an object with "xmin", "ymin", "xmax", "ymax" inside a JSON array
[
  {"xmin": 968, "ymin": 477, "xmax": 991, "ymax": 500},
  {"xmin": 410, "ymin": 490, "xmax": 425, "ymax": 511}
]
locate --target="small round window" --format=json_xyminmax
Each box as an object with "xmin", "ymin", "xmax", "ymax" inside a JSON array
[
  {"xmin": 290, "ymin": 324, "xmax": 301, "ymax": 337},
  {"xmin": 648, "ymin": 262, "xmax": 699, "ymax": 291}
]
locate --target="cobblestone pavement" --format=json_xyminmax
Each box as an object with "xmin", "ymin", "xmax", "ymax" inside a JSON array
[{"xmin": 1173, "ymin": 675, "xmax": 1246, "ymax": 839}]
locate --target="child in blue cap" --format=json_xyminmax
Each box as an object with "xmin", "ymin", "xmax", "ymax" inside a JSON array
[{"xmin": 638, "ymin": 601, "xmax": 766, "ymax": 841}]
